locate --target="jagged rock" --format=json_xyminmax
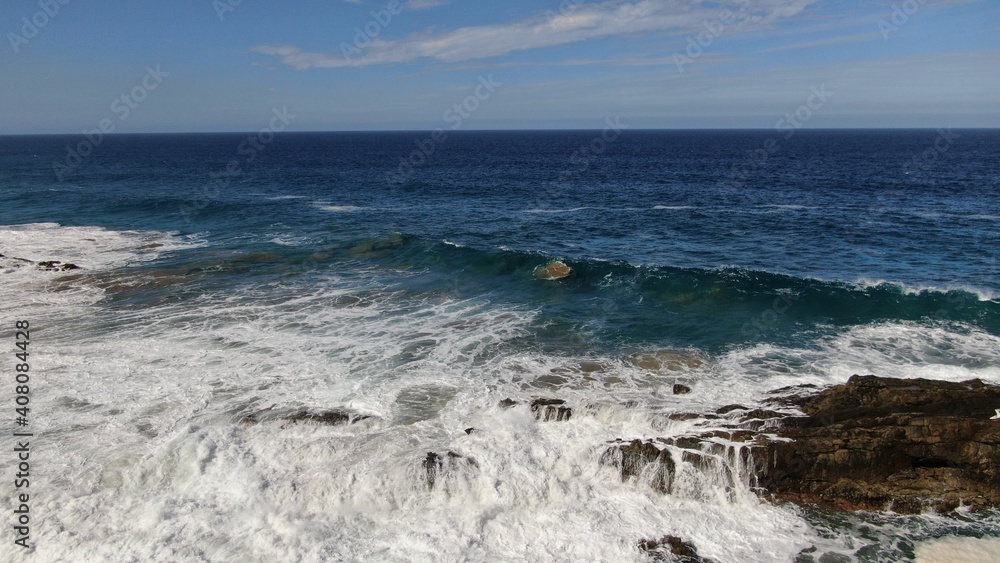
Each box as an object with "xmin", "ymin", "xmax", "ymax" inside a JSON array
[
  {"xmin": 34, "ymin": 260, "xmax": 81, "ymax": 271},
  {"xmin": 700, "ymin": 429, "xmax": 755, "ymax": 442},
  {"xmin": 602, "ymin": 439, "xmax": 675, "ymax": 494},
  {"xmin": 497, "ymin": 398, "xmax": 572, "ymax": 421},
  {"xmin": 464, "ymin": 427, "xmax": 475, "ymax": 435},
  {"xmin": 751, "ymin": 375, "xmax": 1000, "ymax": 513},
  {"xmin": 638, "ymin": 535, "xmax": 713, "ymax": 562},
  {"xmin": 716, "ymin": 404, "xmax": 748, "ymax": 415},
  {"xmin": 239, "ymin": 406, "xmax": 372, "ymax": 426},
  {"xmin": 672, "ymin": 384, "xmax": 691, "ymax": 395},
  {"xmin": 531, "ymin": 398, "xmax": 572, "ymax": 421},
  {"xmin": 533, "ymin": 260, "xmax": 573, "ymax": 280},
  {"xmin": 423, "ymin": 451, "xmax": 479, "ymax": 489},
  {"xmin": 498, "ymin": 398, "xmax": 519, "ymax": 409},
  {"xmin": 665, "ymin": 412, "xmax": 719, "ymax": 421}
]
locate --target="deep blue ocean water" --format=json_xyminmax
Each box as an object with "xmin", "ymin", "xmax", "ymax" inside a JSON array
[{"xmin": 2, "ymin": 130, "xmax": 999, "ymax": 561}]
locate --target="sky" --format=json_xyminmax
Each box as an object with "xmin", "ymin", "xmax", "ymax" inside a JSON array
[{"xmin": 1, "ymin": 0, "xmax": 999, "ymax": 133}]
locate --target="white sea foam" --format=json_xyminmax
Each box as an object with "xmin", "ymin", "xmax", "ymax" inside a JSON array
[
  {"xmin": 4, "ymin": 232, "xmax": 999, "ymax": 561},
  {"xmin": 916, "ymin": 536, "xmax": 1000, "ymax": 562},
  {"xmin": 652, "ymin": 205, "xmax": 694, "ymax": 210},
  {"xmin": 0, "ymin": 223, "xmax": 201, "ymax": 270},
  {"xmin": 760, "ymin": 204, "xmax": 818, "ymax": 210},
  {"xmin": 852, "ymin": 277, "xmax": 998, "ymax": 301},
  {"xmin": 316, "ymin": 205, "xmax": 365, "ymax": 212},
  {"xmin": 524, "ymin": 207, "xmax": 593, "ymax": 214},
  {"xmin": 0, "ymin": 223, "xmax": 204, "ymax": 319}
]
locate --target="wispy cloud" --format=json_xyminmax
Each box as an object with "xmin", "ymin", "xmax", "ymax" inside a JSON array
[
  {"xmin": 405, "ymin": 0, "xmax": 451, "ymax": 9},
  {"xmin": 252, "ymin": 0, "xmax": 820, "ymax": 70},
  {"xmin": 760, "ymin": 31, "xmax": 881, "ymax": 53}
]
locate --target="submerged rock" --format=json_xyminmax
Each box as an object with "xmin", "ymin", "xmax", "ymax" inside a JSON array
[
  {"xmin": 239, "ymin": 406, "xmax": 372, "ymax": 426},
  {"xmin": 638, "ymin": 535, "xmax": 713, "ymax": 562},
  {"xmin": 533, "ymin": 260, "xmax": 573, "ymax": 280},
  {"xmin": 629, "ymin": 350, "xmax": 706, "ymax": 372},
  {"xmin": 751, "ymin": 375, "xmax": 1000, "ymax": 513}
]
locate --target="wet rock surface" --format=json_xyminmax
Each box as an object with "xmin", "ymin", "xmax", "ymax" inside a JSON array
[
  {"xmin": 37, "ymin": 260, "xmax": 81, "ymax": 271},
  {"xmin": 497, "ymin": 398, "xmax": 573, "ymax": 421},
  {"xmin": 602, "ymin": 439, "xmax": 676, "ymax": 494},
  {"xmin": 0, "ymin": 254, "xmax": 82, "ymax": 272},
  {"xmin": 239, "ymin": 406, "xmax": 373, "ymax": 426},
  {"xmin": 423, "ymin": 451, "xmax": 479, "ymax": 490},
  {"xmin": 530, "ymin": 398, "xmax": 572, "ymax": 421},
  {"xmin": 607, "ymin": 375, "xmax": 1000, "ymax": 514},
  {"xmin": 533, "ymin": 260, "xmax": 573, "ymax": 280},
  {"xmin": 751, "ymin": 375, "xmax": 1000, "ymax": 513},
  {"xmin": 638, "ymin": 535, "xmax": 714, "ymax": 562}
]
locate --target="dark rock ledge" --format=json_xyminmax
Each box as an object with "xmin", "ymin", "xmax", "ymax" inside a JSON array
[
  {"xmin": 239, "ymin": 406, "xmax": 373, "ymax": 426},
  {"xmin": 638, "ymin": 535, "xmax": 714, "ymax": 562},
  {"xmin": 603, "ymin": 375, "xmax": 1000, "ymax": 514},
  {"xmin": 499, "ymin": 397, "xmax": 573, "ymax": 421},
  {"xmin": 751, "ymin": 374, "xmax": 1000, "ymax": 513}
]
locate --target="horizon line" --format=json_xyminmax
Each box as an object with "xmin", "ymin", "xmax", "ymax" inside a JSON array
[{"xmin": 3, "ymin": 126, "xmax": 998, "ymax": 137}]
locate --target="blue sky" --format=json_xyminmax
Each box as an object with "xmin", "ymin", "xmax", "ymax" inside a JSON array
[{"xmin": 2, "ymin": 0, "xmax": 998, "ymax": 133}]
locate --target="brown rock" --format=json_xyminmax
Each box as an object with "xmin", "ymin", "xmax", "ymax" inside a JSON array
[
  {"xmin": 423, "ymin": 451, "xmax": 479, "ymax": 490},
  {"xmin": 531, "ymin": 398, "xmax": 572, "ymax": 421},
  {"xmin": 751, "ymin": 375, "xmax": 1000, "ymax": 513},
  {"xmin": 716, "ymin": 404, "xmax": 748, "ymax": 414},
  {"xmin": 533, "ymin": 260, "xmax": 573, "ymax": 280},
  {"xmin": 601, "ymin": 439, "xmax": 675, "ymax": 494},
  {"xmin": 638, "ymin": 535, "xmax": 713, "ymax": 562}
]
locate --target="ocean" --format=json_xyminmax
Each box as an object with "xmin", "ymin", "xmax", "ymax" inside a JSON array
[{"xmin": 2, "ymin": 130, "xmax": 999, "ymax": 562}]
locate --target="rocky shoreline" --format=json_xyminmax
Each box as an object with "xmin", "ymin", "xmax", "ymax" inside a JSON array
[
  {"xmin": 751, "ymin": 375, "xmax": 1000, "ymax": 513},
  {"xmin": 239, "ymin": 374, "xmax": 1000, "ymax": 559}
]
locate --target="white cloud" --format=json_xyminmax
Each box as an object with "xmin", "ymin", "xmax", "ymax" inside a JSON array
[
  {"xmin": 252, "ymin": 0, "xmax": 820, "ymax": 70},
  {"xmin": 405, "ymin": 0, "xmax": 451, "ymax": 9}
]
